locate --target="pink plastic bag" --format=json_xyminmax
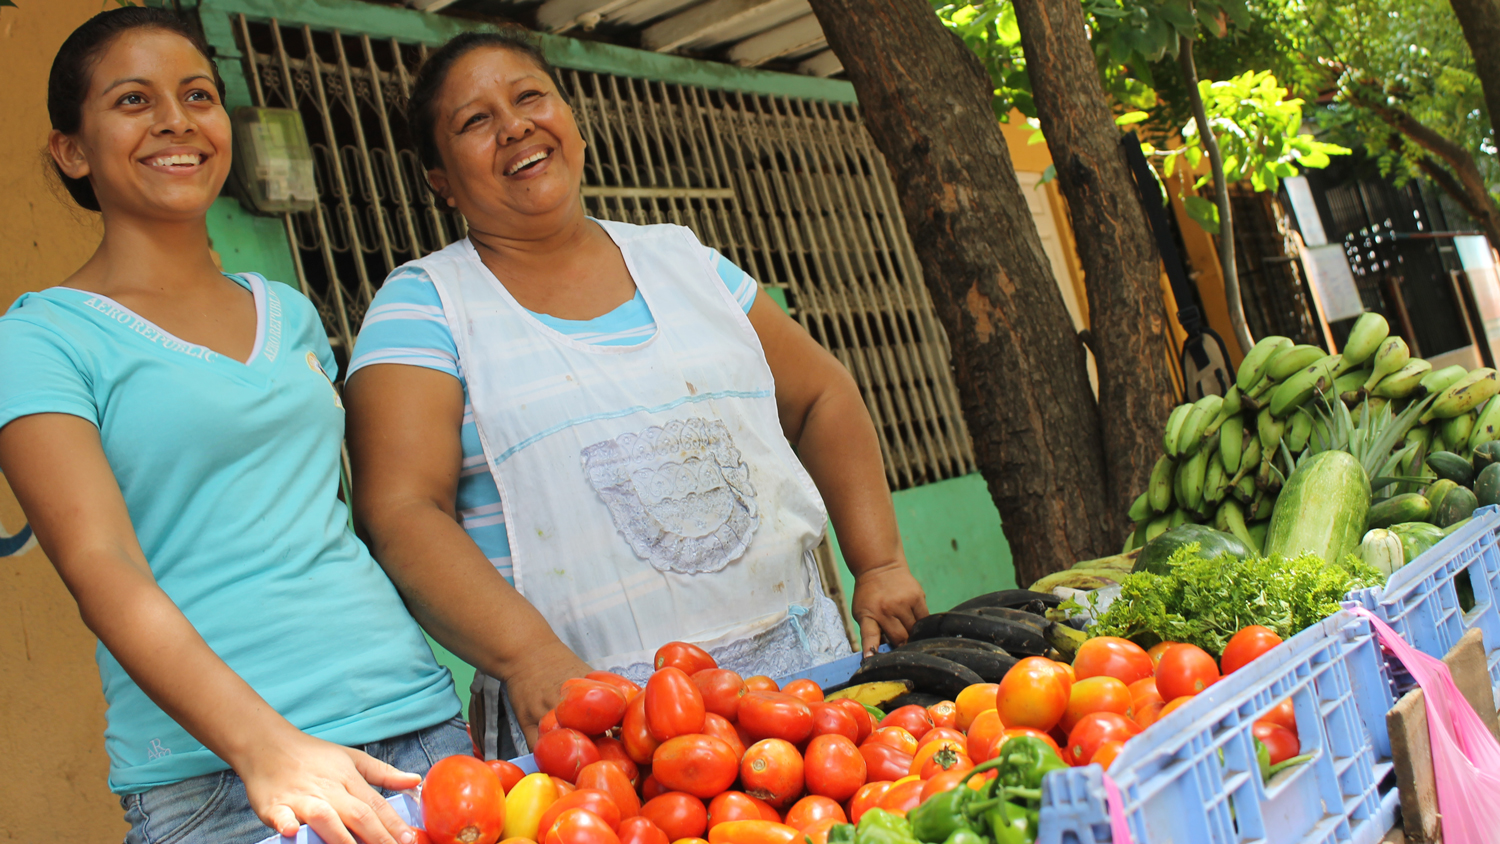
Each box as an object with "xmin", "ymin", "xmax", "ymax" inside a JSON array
[
  {"xmin": 1351, "ymin": 607, "xmax": 1500, "ymax": 843},
  {"xmin": 1102, "ymin": 773, "xmax": 1134, "ymax": 844}
]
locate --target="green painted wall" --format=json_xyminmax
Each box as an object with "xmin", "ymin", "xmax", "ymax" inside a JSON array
[
  {"xmin": 828, "ymin": 473, "xmax": 1015, "ymax": 616},
  {"xmin": 207, "ymin": 197, "xmax": 299, "ymax": 282}
]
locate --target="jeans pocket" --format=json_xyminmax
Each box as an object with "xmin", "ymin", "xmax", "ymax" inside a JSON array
[{"xmin": 124, "ymin": 772, "xmax": 232, "ymax": 844}]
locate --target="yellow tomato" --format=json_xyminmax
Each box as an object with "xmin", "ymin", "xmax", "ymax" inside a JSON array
[{"xmin": 503, "ymin": 771, "xmax": 559, "ymax": 841}]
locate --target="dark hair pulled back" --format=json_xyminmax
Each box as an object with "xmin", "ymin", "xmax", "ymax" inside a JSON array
[
  {"xmin": 407, "ymin": 29, "xmax": 563, "ymax": 171},
  {"xmin": 47, "ymin": 7, "xmax": 223, "ymax": 212}
]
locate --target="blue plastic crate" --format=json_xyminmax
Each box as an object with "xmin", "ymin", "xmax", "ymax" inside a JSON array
[
  {"xmin": 1346, "ymin": 505, "xmax": 1500, "ymax": 709},
  {"xmin": 255, "ymin": 794, "xmax": 420, "ymax": 844},
  {"xmin": 1037, "ymin": 610, "xmax": 1399, "ymax": 844}
]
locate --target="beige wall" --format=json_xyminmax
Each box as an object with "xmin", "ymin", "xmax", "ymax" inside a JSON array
[{"xmin": 0, "ymin": 2, "xmax": 128, "ymax": 842}]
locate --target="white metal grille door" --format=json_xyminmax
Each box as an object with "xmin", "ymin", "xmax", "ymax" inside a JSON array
[{"xmin": 232, "ymin": 16, "xmax": 974, "ymax": 489}]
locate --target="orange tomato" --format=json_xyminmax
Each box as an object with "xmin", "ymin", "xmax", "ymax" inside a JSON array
[
  {"xmin": 744, "ymin": 676, "xmax": 780, "ymax": 693},
  {"xmin": 919, "ymin": 749, "xmax": 973, "ymax": 780},
  {"xmin": 964, "ymin": 710, "xmax": 1004, "ymax": 763},
  {"xmin": 1126, "ymin": 678, "xmax": 1163, "ymax": 708},
  {"xmin": 996, "ymin": 657, "xmax": 1070, "ymax": 732},
  {"xmin": 847, "ymin": 781, "xmax": 892, "ymax": 823},
  {"xmin": 781, "ymin": 679, "xmax": 824, "ymax": 704},
  {"xmin": 875, "ymin": 778, "xmax": 924, "ymax": 816},
  {"xmin": 1089, "ymin": 740, "xmax": 1124, "ymax": 771},
  {"xmin": 706, "ymin": 820, "xmax": 799, "ymax": 844},
  {"xmin": 919, "ymin": 768, "xmax": 972, "ymax": 802},
  {"xmin": 926, "ymin": 701, "xmax": 958, "ymax": 730},
  {"xmin": 862, "ymin": 726, "xmax": 918, "ymax": 756},
  {"xmin": 799, "ymin": 818, "xmax": 840, "ymax": 844},
  {"xmin": 1059, "ymin": 676, "xmax": 1135, "ymax": 734},
  {"xmin": 954, "ymin": 684, "xmax": 1000, "ymax": 731},
  {"xmin": 1145, "ymin": 641, "xmax": 1182, "ymax": 667},
  {"xmin": 1156, "ymin": 695, "xmax": 1195, "ymax": 720},
  {"xmin": 782, "ymin": 795, "xmax": 846, "ymax": 831},
  {"xmin": 908, "ymin": 737, "xmax": 966, "ymax": 777},
  {"xmin": 1132, "ymin": 699, "xmax": 1164, "ymax": 729},
  {"xmin": 916, "ymin": 726, "xmax": 966, "ymax": 750}
]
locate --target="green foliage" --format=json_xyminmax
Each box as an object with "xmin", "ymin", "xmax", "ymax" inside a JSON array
[
  {"xmin": 931, "ymin": 0, "xmax": 1032, "ymax": 121},
  {"xmin": 1087, "ymin": 543, "xmax": 1383, "ymax": 655}
]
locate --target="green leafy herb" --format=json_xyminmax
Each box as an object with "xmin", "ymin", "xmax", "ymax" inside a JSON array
[{"xmin": 1087, "ymin": 544, "xmax": 1382, "ymax": 656}]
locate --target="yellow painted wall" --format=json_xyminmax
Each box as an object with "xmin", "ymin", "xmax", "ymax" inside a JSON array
[{"xmin": 0, "ymin": 3, "xmax": 129, "ymax": 842}]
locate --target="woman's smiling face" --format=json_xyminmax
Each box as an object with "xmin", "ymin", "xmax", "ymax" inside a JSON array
[
  {"xmin": 49, "ymin": 28, "xmax": 230, "ymax": 220},
  {"xmin": 425, "ymin": 46, "xmax": 586, "ymax": 227}
]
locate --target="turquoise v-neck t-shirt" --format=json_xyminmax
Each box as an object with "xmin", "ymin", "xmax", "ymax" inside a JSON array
[{"xmin": 0, "ymin": 274, "xmax": 458, "ymax": 793}]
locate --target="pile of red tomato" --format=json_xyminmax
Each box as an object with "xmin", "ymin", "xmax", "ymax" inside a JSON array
[
  {"xmin": 992, "ymin": 625, "xmax": 1303, "ymax": 772},
  {"xmin": 414, "ymin": 629, "xmax": 1301, "ymax": 844}
]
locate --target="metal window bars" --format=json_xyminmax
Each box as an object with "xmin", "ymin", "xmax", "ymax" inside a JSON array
[{"xmin": 231, "ymin": 16, "xmax": 974, "ymax": 489}]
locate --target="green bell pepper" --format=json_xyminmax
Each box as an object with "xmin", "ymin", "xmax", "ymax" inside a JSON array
[
  {"xmin": 941, "ymin": 829, "xmax": 988, "ymax": 844},
  {"xmin": 854, "ymin": 809, "xmax": 922, "ymax": 844},
  {"xmin": 982, "ymin": 800, "xmax": 1037, "ymax": 844},
  {"xmin": 994, "ymin": 736, "xmax": 1069, "ymax": 791},
  {"xmin": 907, "ymin": 782, "xmax": 978, "ymax": 844}
]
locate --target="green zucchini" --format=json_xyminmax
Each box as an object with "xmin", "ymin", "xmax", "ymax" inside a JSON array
[
  {"xmin": 1476, "ymin": 463, "xmax": 1500, "ymax": 508},
  {"xmin": 1131, "ymin": 523, "xmax": 1255, "ymax": 575},
  {"xmin": 1368, "ymin": 493, "xmax": 1432, "ymax": 529},
  {"xmin": 1426, "ymin": 451, "xmax": 1475, "ymax": 486},
  {"xmin": 1435, "ymin": 487, "xmax": 1478, "ymax": 527},
  {"xmin": 1265, "ymin": 450, "xmax": 1371, "ymax": 565},
  {"xmin": 1389, "ymin": 522, "xmax": 1447, "ymax": 563}
]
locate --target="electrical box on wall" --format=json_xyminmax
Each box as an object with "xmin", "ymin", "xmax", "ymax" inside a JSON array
[{"xmin": 231, "ymin": 107, "xmax": 318, "ymax": 214}]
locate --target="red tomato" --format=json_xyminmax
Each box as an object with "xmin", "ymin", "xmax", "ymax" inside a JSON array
[
  {"xmin": 847, "ymin": 781, "xmax": 891, "ymax": 824},
  {"xmin": 708, "ymin": 792, "xmax": 772, "ymax": 829},
  {"xmin": 554, "ymin": 777, "xmax": 578, "ymax": 797},
  {"xmin": 702, "ymin": 712, "xmax": 747, "ymax": 761},
  {"xmin": 1155, "ymin": 644, "xmax": 1220, "ymax": 701},
  {"xmin": 782, "ymin": 678, "xmax": 825, "ymax": 704},
  {"xmin": 646, "ymin": 668, "xmax": 708, "ymax": 742},
  {"xmin": 540, "ymin": 790, "xmax": 624, "ymax": 840},
  {"xmin": 1060, "ymin": 676, "xmax": 1135, "ymax": 733},
  {"xmin": 535, "ymin": 729, "xmax": 604, "ymax": 783},
  {"xmin": 422, "ymin": 755, "xmax": 506, "ymax": 844},
  {"xmin": 414, "ymin": 832, "xmax": 434, "ymax": 844},
  {"xmin": 919, "ymin": 748, "xmax": 973, "ymax": 780},
  {"xmin": 879, "ymin": 705, "xmax": 934, "ymax": 740},
  {"xmin": 593, "ymin": 737, "xmax": 641, "ymax": 784},
  {"xmin": 546, "ymin": 809, "xmax": 622, "ymax": 844},
  {"xmin": 927, "ymin": 701, "xmax": 959, "ymax": 730},
  {"xmin": 541, "ymin": 710, "xmax": 560, "ymax": 736},
  {"xmin": 828, "ymin": 699, "xmax": 874, "ymax": 745},
  {"xmin": 740, "ymin": 738, "xmax": 805, "ymax": 808},
  {"xmin": 1089, "ymin": 740, "xmax": 1124, "ymax": 771},
  {"xmin": 706, "ymin": 820, "xmax": 800, "ymax": 844},
  {"xmin": 875, "ymin": 778, "xmax": 924, "ymax": 816},
  {"xmin": 744, "ymin": 675, "xmax": 780, "ymax": 692},
  {"xmin": 996, "ymin": 727, "xmax": 1061, "ymax": 757},
  {"xmin": 783, "ymin": 795, "xmax": 846, "ymax": 830},
  {"xmin": 1126, "ymin": 678, "xmax": 1163, "ymax": 708},
  {"xmin": 559, "ymin": 679, "xmax": 631, "ymax": 735},
  {"xmin": 1261, "ymin": 698, "xmax": 1297, "ymax": 737},
  {"xmin": 693, "ymin": 669, "xmax": 749, "ymax": 721},
  {"xmin": 1221, "ymin": 626, "xmax": 1283, "ymax": 675},
  {"xmin": 908, "ymin": 735, "xmax": 964, "ymax": 776},
  {"xmin": 1065, "ymin": 712, "xmax": 1140, "ymax": 767},
  {"xmin": 919, "ymin": 768, "xmax": 972, "ymax": 802},
  {"xmin": 618, "ymin": 816, "xmax": 671, "ymax": 844},
  {"xmin": 965, "ymin": 710, "xmax": 1004, "ymax": 763},
  {"xmin": 738, "ymin": 692, "xmax": 814, "ymax": 744},
  {"xmin": 487, "ymin": 758, "xmax": 526, "ymax": 793},
  {"xmin": 1145, "ymin": 641, "xmax": 1181, "ymax": 667},
  {"xmin": 640, "ymin": 792, "xmax": 708, "ymax": 841},
  {"xmin": 578, "ymin": 761, "xmax": 641, "ymax": 819},
  {"xmin": 861, "ymin": 726, "xmax": 917, "ymax": 756},
  {"xmin": 652, "ymin": 734, "xmax": 739, "ymax": 798},
  {"xmin": 640, "ymin": 774, "xmax": 666, "ymax": 802},
  {"xmin": 656, "ymin": 642, "xmax": 717, "ymax": 675},
  {"xmin": 588, "ymin": 671, "xmax": 644, "ymax": 701},
  {"xmin": 997, "ymin": 657, "xmax": 1070, "ymax": 732},
  {"xmin": 1252, "ymin": 720, "xmax": 1300, "ymax": 766},
  {"xmin": 801, "ymin": 818, "xmax": 841, "ymax": 844},
  {"xmin": 856, "ymin": 742, "xmax": 913, "ymax": 782},
  {"xmin": 622, "ymin": 693, "xmax": 661, "ymax": 766},
  {"xmin": 808, "ymin": 702, "xmax": 860, "ymax": 742},
  {"xmin": 803, "ymin": 734, "xmax": 866, "ymax": 802},
  {"xmin": 1073, "ymin": 637, "xmax": 1154, "ymax": 685},
  {"xmin": 916, "ymin": 727, "xmax": 966, "ymax": 750}
]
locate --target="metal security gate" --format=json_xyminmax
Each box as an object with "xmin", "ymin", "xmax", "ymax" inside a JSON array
[{"xmin": 230, "ymin": 15, "xmax": 974, "ymax": 490}]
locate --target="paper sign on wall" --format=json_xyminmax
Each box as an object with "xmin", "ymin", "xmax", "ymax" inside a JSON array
[{"xmin": 1301, "ymin": 243, "xmax": 1364, "ymax": 322}]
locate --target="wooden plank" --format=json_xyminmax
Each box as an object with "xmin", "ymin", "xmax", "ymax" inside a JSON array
[
  {"xmin": 641, "ymin": 0, "xmax": 800, "ymax": 52},
  {"xmin": 1446, "ymin": 627, "xmax": 1500, "ymax": 742},
  {"xmin": 1388, "ymin": 687, "xmax": 1440, "ymax": 844}
]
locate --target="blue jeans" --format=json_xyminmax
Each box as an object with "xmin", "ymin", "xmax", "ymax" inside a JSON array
[{"xmin": 120, "ymin": 718, "xmax": 471, "ymax": 844}]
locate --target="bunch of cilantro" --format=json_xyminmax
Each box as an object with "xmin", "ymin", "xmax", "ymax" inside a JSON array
[{"xmin": 1085, "ymin": 544, "xmax": 1383, "ymax": 657}]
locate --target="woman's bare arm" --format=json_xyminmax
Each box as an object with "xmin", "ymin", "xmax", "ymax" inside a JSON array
[
  {"xmin": 746, "ymin": 295, "xmax": 928, "ymax": 653},
  {"xmin": 344, "ymin": 364, "xmax": 590, "ymax": 746},
  {"xmin": 0, "ymin": 414, "xmax": 419, "ymax": 844}
]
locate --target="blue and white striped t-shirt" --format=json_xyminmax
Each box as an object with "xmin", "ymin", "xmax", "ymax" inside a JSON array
[{"xmin": 347, "ymin": 249, "xmax": 760, "ymax": 584}]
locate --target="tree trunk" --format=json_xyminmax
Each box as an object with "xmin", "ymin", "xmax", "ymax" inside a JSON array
[
  {"xmin": 1359, "ymin": 94, "xmax": 1500, "ymax": 247},
  {"xmin": 1010, "ymin": 0, "xmax": 1180, "ymax": 534},
  {"xmin": 806, "ymin": 0, "xmax": 1115, "ymax": 584},
  {"xmin": 1447, "ymin": 0, "xmax": 1500, "ymax": 146}
]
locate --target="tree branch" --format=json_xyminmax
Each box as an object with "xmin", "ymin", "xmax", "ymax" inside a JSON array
[{"xmin": 1415, "ymin": 156, "xmax": 1484, "ymax": 221}]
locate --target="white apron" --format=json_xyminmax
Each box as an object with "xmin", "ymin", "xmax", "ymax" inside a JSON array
[{"xmin": 414, "ymin": 220, "xmax": 851, "ymax": 753}]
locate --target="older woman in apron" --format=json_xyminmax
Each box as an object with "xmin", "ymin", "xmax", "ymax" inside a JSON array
[{"xmin": 344, "ymin": 30, "xmax": 928, "ymax": 759}]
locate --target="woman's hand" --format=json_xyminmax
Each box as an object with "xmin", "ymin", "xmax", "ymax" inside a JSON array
[
  {"xmin": 239, "ymin": 730, "xmax": 422, "ymax": 844},
  {"xmin": 504, "ymin": 640, "xmax": 593, "ymax": 747},
  {"xmin": 851, "ymin": 560, "xmax": 929, "ymax": 654}
]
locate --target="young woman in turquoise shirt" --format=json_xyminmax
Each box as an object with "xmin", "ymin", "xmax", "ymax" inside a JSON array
[{"xmin": 0, "ymin": 9, "xmax": 531, "ymax": 843}]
